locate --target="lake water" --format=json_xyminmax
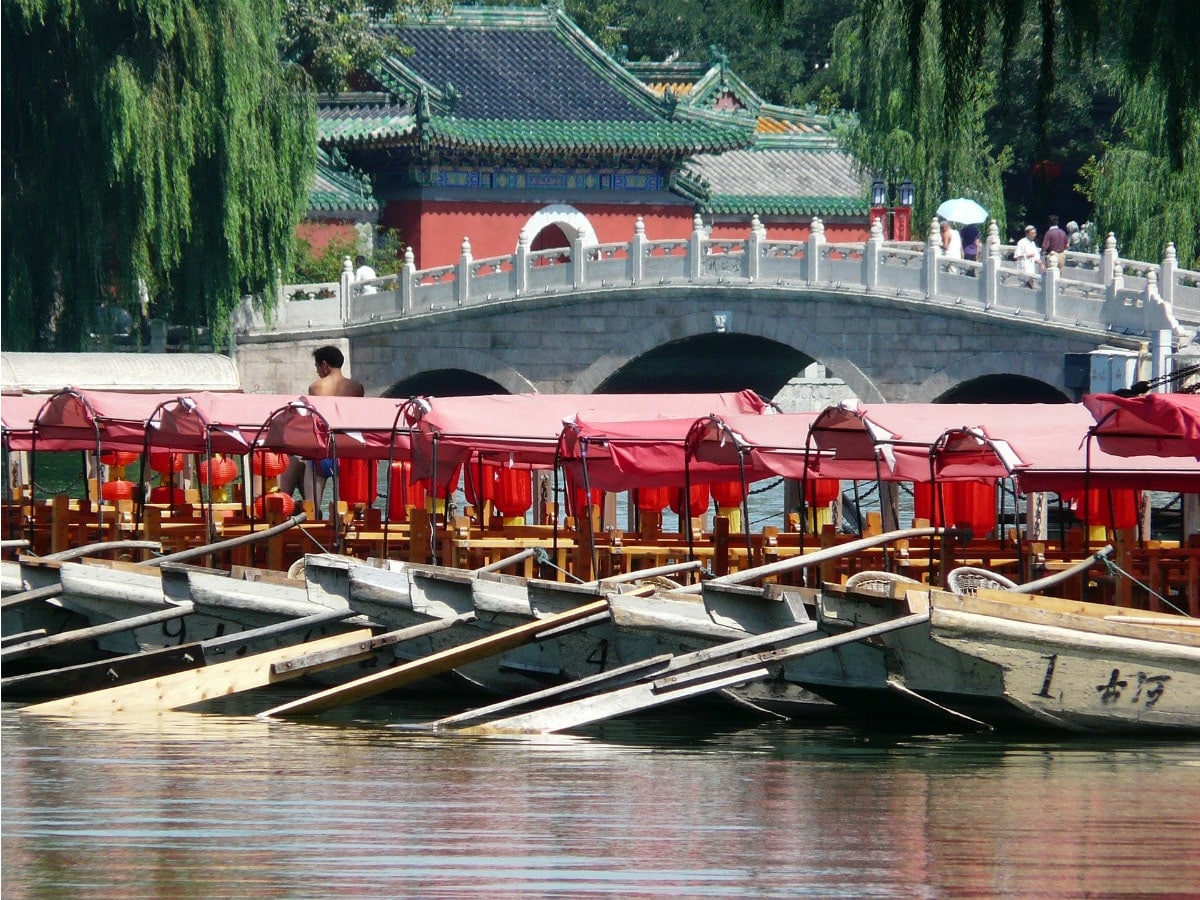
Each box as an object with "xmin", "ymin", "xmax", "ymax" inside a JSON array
[{"xmin": 4, "ymin": 691, "xmax": 1199, "ymax": 897}]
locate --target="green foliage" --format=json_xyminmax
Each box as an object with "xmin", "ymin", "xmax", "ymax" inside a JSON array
[
  {"xmin": 559, "ymin": 0, "xmax": 856, "ymax": 107},
  {"xmin": 831, "ymin": 1, "xmax": 1010, "ymax": 238},
  {"xmin": 280, "ymin": 0, "xmax": 452, "ymax": 92},
  {"xmin": 287, "ymin": 227, "xmax": 403, "ymax": 284},
  {"xmin": 3, "ymin": 0, "xmax": 316, "ymax": 351},
  {"xmin": 1079, "ymin": 79, "xmax": 1200, "ymax": 268}
]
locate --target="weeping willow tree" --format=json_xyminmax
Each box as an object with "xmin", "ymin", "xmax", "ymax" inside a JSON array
[
  {"xmin": 2, "ymin": 0, "xmax": 316, "ymax": 351},
  {"xmin": 831, "ymin": 0, "xmax": 1011, "ymax": 238},
  {"xmin": 1081, "ymin": 79, "xmax": 1200, "ymax": 268}
]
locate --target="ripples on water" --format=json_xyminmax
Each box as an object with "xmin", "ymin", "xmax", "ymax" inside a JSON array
[{"xmin": 4, "ymin": 691, "xmax": 1200, "ymax": 898}]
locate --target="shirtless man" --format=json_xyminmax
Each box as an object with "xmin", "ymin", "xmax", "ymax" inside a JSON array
[{"xmin": 278, "ymin": 346, "xmax": 364, "ymax": 514}]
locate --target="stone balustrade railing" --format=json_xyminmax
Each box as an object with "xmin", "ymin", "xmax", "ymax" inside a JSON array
[{"xmin": 239, "ymin": 216, "xmax": 1199, "ymax": 348}]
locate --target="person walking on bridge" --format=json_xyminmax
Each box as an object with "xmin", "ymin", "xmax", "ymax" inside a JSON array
[
  {"xmin": 278, "ymin": 346, "xmax": 365, "ymax": 515},
  {"xmin": 1042, "ymin": 215, "xmax": 1068, "ymax": 271},
  {"xmin": 1015, "ymin": 225, "xmax": 1043, "ymax": 287}
]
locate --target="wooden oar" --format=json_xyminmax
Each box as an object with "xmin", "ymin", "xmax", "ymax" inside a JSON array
[
  {"xmin": 259, "ymin": 598, "xmax": 611, "ymax": 718},
  {"xmin": 20, "ymin": 628, "xmax": 375, "ymax": 716}
]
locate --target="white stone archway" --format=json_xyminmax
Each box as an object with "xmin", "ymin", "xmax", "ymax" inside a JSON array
[{"xmin": 516, "ymin": 204, "xmax": 599, "ymax": 252}]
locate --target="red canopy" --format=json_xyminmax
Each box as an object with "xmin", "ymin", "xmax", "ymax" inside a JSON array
[
  {"xmin": 407, "ymin": 391, "xmax": 767, "ymax": 483},
  {"xmin": 1, "ymin": 394, "xmax": 47, "ymax": 450},
  {"xmin": 254, "ymin": 395, "xmax": 411, "ymax": 460},
  {"xmin": 1084, "ymin": 392, "xmax": 1200, "ymax": 459},
  {"xmin": 685, "ymin": 412, "xmax": 821, "ymax": 480},
  {"xmin": 558, "ymin": 411, "xmax": 806, "ymax": 491},
  {"xmin": 30, "ymin": 389, "xmax": 184, "ymax": 452}
]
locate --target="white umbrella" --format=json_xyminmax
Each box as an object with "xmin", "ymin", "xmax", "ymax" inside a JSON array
[{"xmin": 936, "ymin": 198, "xmax": 988, "ymax": 225}]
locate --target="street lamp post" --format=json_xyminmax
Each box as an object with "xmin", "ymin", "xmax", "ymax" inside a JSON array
[{"xmin": 869, "ymin": 178, "xmax": 915, "ymax": 241}]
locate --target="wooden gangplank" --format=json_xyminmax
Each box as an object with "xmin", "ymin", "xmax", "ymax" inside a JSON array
[
  {"xmin": 448, "ymin": 612, "xmax": 931, "ymax": 735},
  {"xmin": 1, "ymin": 606, "xmax": 361, "ymax": 700},
  {"xmin": 258, "ymin": 599, "xmax": 611, "ymax": 718},
  {"xmin": 19, "ymin": 629, "xmax": 377, "ymax": 716}
]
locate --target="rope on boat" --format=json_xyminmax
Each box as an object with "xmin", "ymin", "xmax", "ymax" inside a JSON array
[
  {"xmin": 1102, "ymin": 556, "xmax": 1193, "ymax": 618},
  {"xmin": 532, "ymin": 547, "xmax": 585, "ymax": 584},
  {"xmin": 297, "ymin": 524, "xmax": 331, "ymax": 555}
]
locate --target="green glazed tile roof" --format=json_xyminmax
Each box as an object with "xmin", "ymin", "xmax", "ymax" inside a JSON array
[
  {"xmin": 684, "ymin": 147, "xmax": 866, "ymax": 216},
  {"xmin": 316, "ymin": 7, "xmax": 751, "ymax": 157},
  {"xmin": 420, "ymin": 118, "xmax": 751, "ymax": 155},
  {"xmin": 309, "ymin": 148, "xmax": 378, "ymax": 212},
  {"xmin": 317, "ymin": 101, "xmax": 415, "ymax": 148}
]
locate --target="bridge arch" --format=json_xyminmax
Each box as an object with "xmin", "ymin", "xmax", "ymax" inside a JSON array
[
  {"xmin": 916, "ymin": 350, "xmax": 1071, "ymax": 403},
  {"xmin": 568, "ymin": 306, "xmax": 885, "ymax": 404},
  {"xmin": 377, "ymin": 347, "xmax": 537, "ymax": 398}
]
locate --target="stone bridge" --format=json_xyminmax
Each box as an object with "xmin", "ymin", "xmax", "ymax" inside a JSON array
[{"xmin": 234, "ymin": 217, "xmax": 1199, "ymax": 408}]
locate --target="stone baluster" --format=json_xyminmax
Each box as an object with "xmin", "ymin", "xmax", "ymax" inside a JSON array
[
  {"xmin": 1042, "ymin": 251, "xmax": 1059, "ymax": 319},
  {"xmin": 922, "ymin": 218, "xmax": 940, "ymax": 296},
  {"xmin": 515, "ymin": 229, "xmax": 530, "ymax": 296},
  {"xmin": 572, "ymin": 234, "xmax": 585, "ymax": 289},
  {"xmin": 1145, "ymin": 268, "xmax": 1174, "ymax": 390},
  {"xmin": 400, "ymin": 246, "xmax": 415, "ymax": 313},
  {"xmin": 983, "ymin": 221, "xmax": 1001, "ymax": 307},
  {"xmin": 689, "ymin": 213, "xmax": 705, "ymax": 281},
  {"xmin": 747, "ymin": 214, "xmax": 765, "ymax": 281},
  {"xmin": 1102, "ymin": 232, "xmax": 1121, "ymax": 300},
  {"xmin": 456, "ymin": 237, "xmax": 472, "ymax": 306},
  {"xmin": 630, "ymin": 216, "xmax": 646, "ymax": 284},
  {"xmin": 806, "ymin": 217, "xmax": 825, "ymax": 283},
  {"xmin": 864, "ymin": 216, "xmax": 883, "ymax": 289},
  {"xmin": 339, "ymin": 255, "xmax": 353, "ymax": 322},
  {"xmin": 1161, "ymin": 242, "xmax": 1177, "ymax": 308}
]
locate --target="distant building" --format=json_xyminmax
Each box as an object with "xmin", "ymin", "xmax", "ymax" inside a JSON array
[{"xmin": 306, "ymin": 6, "xmax": 868, "ymax": 269}]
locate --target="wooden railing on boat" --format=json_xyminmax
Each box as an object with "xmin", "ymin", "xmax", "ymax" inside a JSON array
[{"xmin": 4, "ymin": 494, "xmax": 1198, "ymax": 615}]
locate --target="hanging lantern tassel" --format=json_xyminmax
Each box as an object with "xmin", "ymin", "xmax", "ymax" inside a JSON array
[{"xmin": 710, "ymin": 480, "xmax": 745, "ymax": 532}]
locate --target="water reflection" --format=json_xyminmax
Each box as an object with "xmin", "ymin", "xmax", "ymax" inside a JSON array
[{"xmin": 4, "ymin": 701, "xmax": 1199, "ymax": 897}]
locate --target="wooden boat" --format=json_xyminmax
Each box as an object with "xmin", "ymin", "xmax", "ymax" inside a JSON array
[{"xmin": 923, "ymin": 587, "xmax": 1200, "ymax": 733}]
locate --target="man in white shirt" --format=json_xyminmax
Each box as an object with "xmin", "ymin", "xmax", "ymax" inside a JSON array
[
  {"xmin": 1014, "ymin": 225, "xmax": 1043, "ymax": 285},
  {"xmin": 354, "ymin": 254, "xmax": 377, "ymax": 294}
]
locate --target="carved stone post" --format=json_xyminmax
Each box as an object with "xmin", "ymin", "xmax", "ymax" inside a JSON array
[
  {"xmin": 515, "ymin": 229, "xmax": 530, "ymax": 296},
  {"xmin": 339, "ymin": 256, "xmax": 353, "ymax": 322},
  {"xmin": 864, "ymin": 216, "xmax": 883, "ymax": 289},
  {"xmin": 630, "ymin": 216, "xmax": 646, "ymax": 284},
  {"xmin": 1102, "ymin": 232, "xmax": 1121, "ymax": 300},
  {"xmin": 747, "ymin": 214, "xmax": 765, "ymax": 281},
  {"xmin": 922, "ymin": 218, "xmax": 940, "ymax": 296},
  {"xmin": 1161, "ymin": 242, "xmax": 1177, "ymax": 307},
  {"xmin": 1042, "ymin": 252, "xmax": 1059, "ymax": 319},
  {"xmin": 806, "ymin": 217, "xmax": 825, "ymax": 283},
  {"xmin": 572, "ymin": 235, "xmax": 585, "ymax": 289},
  {"xmin": 456, "ymin": 237, "xmax": 472, "ymax": 306},
  {"xmin": 689, "ymin": 213, "xmax": 705, "ymax": 281},
  {"xmin": 1145, "ymin": 268, "xmax": 1174, "ymax": 389},
  {"xmin": 400, "ymin": 246, "xmax": 415, "ymax": 313},
  {"xmin": 984, "ymin": 222, "xmax": 1001, "ymax": 307}
]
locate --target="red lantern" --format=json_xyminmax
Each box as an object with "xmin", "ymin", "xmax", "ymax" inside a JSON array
[
  {"xmin": 388, "ymin": 461, "xmax": 428, "ymax": 521},
  {"xmin": 807, "ymin": 478, "xmax": 840, "ymax": 507},
  {"xmin": 337, "ymin": 458, "xmax": 378, "ymax": 505},
  {"xmin": 635, "ymin": 486, "xmax": 671, "ymax": 512},
  {"xmin": 149, "ymin": 451, "xmax": 184, "ymax": 474},
  {"xmin": 253, "ymin": 491, "xmax": 297, "ymax": 517},
  {"xmin": 493, "ymin": 468, "xmax": 532, "ymax": 517},
  {"xmin": 670, "ymin": 483, "xmax": 710, "ymax": 518},
  {"xmin": 197, "ymin": 455, "xmax": 239, "ymax": 487},
  {"xmin": 250, "ymin": 450, "xmax": 289, "ymax": 478},
  {"xmin": 101, "ymin": 479, "xmax": 135, "ymax": 501},
  {"xmin": 100, "ymin": 450, "xmax": 139, "ymax": 467},
  {"xmin": 149, "ymin": 485, "xmax": 186, "ymax": 504},
  {"xmin": 710, "ymin": 480, "xmax": 745, "ymax": 507}
]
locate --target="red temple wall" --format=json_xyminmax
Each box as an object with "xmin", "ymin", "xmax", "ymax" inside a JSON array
[{"xmin": 379, "ymin": 200, "xmax": 869, "ymax": 268}]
